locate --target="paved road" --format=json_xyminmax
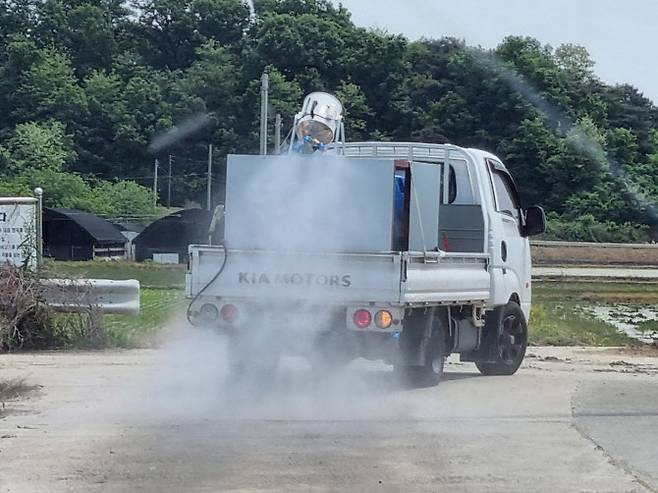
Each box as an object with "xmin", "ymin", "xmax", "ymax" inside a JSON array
[{"xmin": 1, "ymin": 338, "xmax": 657, "ymax": 492}]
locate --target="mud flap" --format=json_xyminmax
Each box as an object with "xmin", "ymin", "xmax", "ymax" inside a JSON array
[
  {"xmin": 460, "ymin": 306, "xmax": 501, "ymax": 364},
  {"xmin": 398, "ymin": 307, "xmax": 436, "ymax": 366}
]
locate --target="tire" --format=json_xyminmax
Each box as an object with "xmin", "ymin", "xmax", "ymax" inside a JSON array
[
  {"xmin": 309, "ymin": 331, "xmax": 354, "ymax": 372},
  {"xmin": 395, "ymin": 328, "xmax": 446, "ymax": 388},
  {"xmin": 226, "ymin": 335, "xmax": 280, "ymax": 383},
  {"xmin": 475, "ymin": 301, "xmax": 528, "ymax": 376}
]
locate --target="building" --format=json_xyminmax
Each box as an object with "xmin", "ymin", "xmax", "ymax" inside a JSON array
[
  {"xmin": 43, "ymin": 208, "xmax": 126, "ymax": 261},
  {"xmin": 133, "ymin": 208, "xmax": 223, "ymax": 263}
]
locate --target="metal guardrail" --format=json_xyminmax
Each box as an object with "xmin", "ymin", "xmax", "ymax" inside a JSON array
[
  {"xmin": 531, "ymin": 240, "xmax": 658, "ymax": 250},
  {"xmin": 42, "ymin": 279, "xmax": 140, "ymax": 315},
  {"xmin": 532, "ymin": 267, "xmax": 658, "ymax": 281}
]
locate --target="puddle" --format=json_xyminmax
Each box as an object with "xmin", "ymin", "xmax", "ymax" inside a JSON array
[{"xmin": 583, "ymin": 305, "xmax": 658, "ymax": 343}]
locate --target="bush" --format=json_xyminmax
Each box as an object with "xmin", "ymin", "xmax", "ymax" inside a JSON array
[
  {"xmin": 0, "ymin": 264, "xmax": 57, "ymax": 350},
  {"xmin": 0, "ymin": 264, "xmax": 107, "ymax": 351},
  {"xmin": 542, "ymin": 213, "xmax": 650, "ymax": 243}
]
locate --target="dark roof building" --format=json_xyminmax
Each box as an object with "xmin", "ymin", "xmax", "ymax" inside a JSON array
[
  {"xmin": 133, "ymin": 208, "xmax": 220, "ymax": 263},
  {"xmin": 43, "ymin": 208, "xmax": 126, "ymax": 261}
]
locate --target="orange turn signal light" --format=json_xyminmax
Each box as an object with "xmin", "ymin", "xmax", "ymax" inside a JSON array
[{"xmin": 375, "ymin": 310, "xmax": 393, "ymax": 329}]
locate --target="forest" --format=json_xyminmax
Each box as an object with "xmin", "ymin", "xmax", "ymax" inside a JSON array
[{"xmin": 0, "ymin": 0, "xmax": 657, "ymax": 241}]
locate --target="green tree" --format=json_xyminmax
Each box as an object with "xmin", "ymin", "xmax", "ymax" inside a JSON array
[
  {"xmin": 87, "ymin": 180, "xmax": 157, "ymax": 216},
  {"xmin": 335, "ymin": 81, "xmax": 372, "ymax": 140},
  {"xmin": 12, "ymin": 47, "xmax": 87, "ymax": 123},
  {"xmin": 0, "ymin": 120, "xmax": 76, "ymax": 173}
]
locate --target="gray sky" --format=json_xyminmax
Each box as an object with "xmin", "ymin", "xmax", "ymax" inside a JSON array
[{"xmin": 333, "ymin": 0, "xmax": 657, "ymax": 104}]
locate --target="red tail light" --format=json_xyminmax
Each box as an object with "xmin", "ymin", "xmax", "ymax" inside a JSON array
[
  {"xmin": 353, "ymin": 309, "xmax": 372, "ymax": 329},
  {"xmin": 220, "ymin": 304, "xmax": 238, "ymax": 323}
]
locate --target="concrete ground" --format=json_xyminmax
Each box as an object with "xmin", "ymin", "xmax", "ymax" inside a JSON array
[{"xmin": 1, "ymin": 336, "xmax": 657, "ymax": 492}]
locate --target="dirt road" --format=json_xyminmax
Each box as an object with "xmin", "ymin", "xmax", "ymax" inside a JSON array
[{"xmin": 1, "ymin": 334, "xmax": 657, "ymax": 492}]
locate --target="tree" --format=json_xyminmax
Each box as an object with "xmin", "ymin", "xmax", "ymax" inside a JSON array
[
  {"xmin": 87, "ymin": 180, "xmax": 157, "ymax": 216},
  {"xmin": 34, "ymin": 0, "xmax": 124, "ymax": 74},
  {"xmin": 12, "ymin": 47, "xmax": 87, "ymax": 124},
  {"xmin": 0, "ymin": 120, "xmax": 76, "ymax": 173},
  {"xmin": 335, "ymin": 81, "xmax": 372, "ymax": 140},
  {"xmin": 554, "ymin": 44, "xmax": 596, "ymax": 85},
  {"xmin": 0, "ymin": 2, "xmax": 656, "ymax": 239},
  {"xmin": 0, "ymin": 0, "xmax": 36, "ymax": 50},
  {"xmin": 134, "ymin": 0, "xmax": 251, "ymax": 69}
]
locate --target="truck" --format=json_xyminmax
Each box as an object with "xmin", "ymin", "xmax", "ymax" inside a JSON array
[{"xmin": 185, "ymin": 92, "xmax": 546, "ymax": 386}]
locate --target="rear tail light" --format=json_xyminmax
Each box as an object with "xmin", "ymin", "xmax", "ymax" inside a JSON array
[
  {"xmin": 220, "ymin": 304, "xmax": 239, "ymax": 323},
  {"xmin": 353, "ymin": 309, "xmax": 372, "ymax": 329},
  {"xmin": 375, "ymin": 310, "xmax": 393, "ymax": 329}
]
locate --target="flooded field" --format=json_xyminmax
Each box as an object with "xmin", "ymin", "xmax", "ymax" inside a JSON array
[
  {"xmin": 531, "ymin": 282, "xmax": 658, "ymax": 346},
  {"xmin": 586, "ymin": 305, "xmax": 658, "ymax": 343}
]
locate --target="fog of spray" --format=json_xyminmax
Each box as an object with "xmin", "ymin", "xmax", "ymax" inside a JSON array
[
  {"xmin": 134, "ymin": 152, "xmax": 423, "ymax": 425},
  {"xmin": 473, "ymin": 48, "xmax": 658, "ymax": 222}
]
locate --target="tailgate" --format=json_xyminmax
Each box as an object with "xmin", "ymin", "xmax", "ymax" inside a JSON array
[{"xmin": 188, "ymin": 246, "xmax": 402, "ymax": 304}]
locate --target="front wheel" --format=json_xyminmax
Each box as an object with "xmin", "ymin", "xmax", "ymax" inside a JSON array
[{"xmin": 476, "ymin": 302, "xmax": 528, "ymax": 376}]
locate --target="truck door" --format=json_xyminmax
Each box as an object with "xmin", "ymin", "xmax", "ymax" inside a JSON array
[{"xmin": 486, "ymin": 159, "xmax": 531, "ymax": 317}]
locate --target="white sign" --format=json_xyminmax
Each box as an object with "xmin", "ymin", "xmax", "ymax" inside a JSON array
[{"xmin": 0, "ymin": 197, "xmax": 37, "ymax": 269}]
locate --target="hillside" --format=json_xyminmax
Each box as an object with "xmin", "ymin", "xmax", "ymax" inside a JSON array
[{"xmin": 0, "ymin": 0, "xmax": 657, "ymax": 240}]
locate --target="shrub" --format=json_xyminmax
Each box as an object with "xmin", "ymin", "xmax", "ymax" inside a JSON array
[
  {"xmin": 0, "ymin": 263, "xmax": 56, "ymax": 350},
  {"xmin": 542, "ymin": 213, "xmax": 650, "ymax": 243},
  {"xmin": 0, "ymin": 264, "xmax": 107, "ymax": 351}
]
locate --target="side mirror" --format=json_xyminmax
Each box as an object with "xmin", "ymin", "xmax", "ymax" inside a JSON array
[{"xmin": 523, "ymin": 206, "xmax": 546, "ymax": 237}]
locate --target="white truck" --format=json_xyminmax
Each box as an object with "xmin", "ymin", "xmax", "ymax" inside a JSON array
[{"xmin": 186, "ymin": 93, "xmax": 546, "ymax": 386}]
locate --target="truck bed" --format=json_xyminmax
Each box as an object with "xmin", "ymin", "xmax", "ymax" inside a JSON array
[{"xmin": 187, "ymin": 246, "xmax": 491, "ymax": 306}]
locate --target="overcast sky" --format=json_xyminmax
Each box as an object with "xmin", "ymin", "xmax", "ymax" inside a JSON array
[{"xmin": 333, "ymin": 0, "xmax": 657, "ymax": 104}]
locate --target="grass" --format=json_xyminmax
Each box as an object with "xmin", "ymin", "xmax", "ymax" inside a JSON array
[
  {"xmin": 529, "ymin": 301, "xmax": 634, "ymax": 346},
  {"xmin": 534, "ymin": 282, "xmax": 658, "ymax": 303},
  {"xmin": 529, "ymin": 282, "xmax": 658, "ymax": 346},
  {"xmin": 104, "ymin": 288, "xmax": 186, "ymax": 347},
  {"xmin": 36, "ymin": 260, "xmax": 187, "ymax": 349},
  {"xmin": 39, "ymin": 260, "xmax": 658, "ymax": 348},
  {"xmin": 45, "ymin": 259, "xmax": 186, "ymax": 289}
]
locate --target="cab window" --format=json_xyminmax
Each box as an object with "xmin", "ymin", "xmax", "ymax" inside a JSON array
[{"xmin": 491, "ymin": 169, "xmax": 521, "ymax": 221}]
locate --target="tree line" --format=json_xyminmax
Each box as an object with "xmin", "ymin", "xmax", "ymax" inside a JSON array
[{"xmin": 0, "ymin": 0, "xmax": 657, "ymax": 240}]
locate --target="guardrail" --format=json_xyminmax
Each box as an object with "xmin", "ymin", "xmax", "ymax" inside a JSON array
[
  {"xmin": 532, "ymin": 267, "xmax": 658, "ymax": 281},
  {"xmin": 42, "ymin": 279, "xmax": 140, "ymax": 315},
  {"xmin": 531, "ymin": 240, "xmax": 658, "ymax": 249}
]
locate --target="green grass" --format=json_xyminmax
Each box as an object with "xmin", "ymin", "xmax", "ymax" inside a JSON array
[
  {"xmin": 104, "ymin": 288, "xmax": 186, "ymax": 347},
  {"xmin": 529, "ymin": 281, "xmax": 658, "ymax": 346},
  {"xmin": 45, "ymin": 259, "xmax": 186, "ymax": 288},
  {"xmin": 42, "ymin": 259, "xmax": 658, "ymax": 348},
  {"xmin": 529, "ymin": 301, "xmax": 633, "ymax": 346}
]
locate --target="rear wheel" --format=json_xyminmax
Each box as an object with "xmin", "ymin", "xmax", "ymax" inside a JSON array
[
  {"xmin": 226, "ymin": 335, "xmax": 280, "ymax": 383},
  {"xmin": 309, "ymin": 331, "xmax": 355, "ymax": 371},
  {"xmin": 395, "ymin": 327, "xmax": 446, "ymax": 388},
  {"xmin": 476, "ymin": 302, "xmax": 527, "ymax": 376}
]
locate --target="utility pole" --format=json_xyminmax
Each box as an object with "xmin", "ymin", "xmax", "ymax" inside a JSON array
[
  {"xmin": 207, "ymin": 144, "xmax": 213, "ymax": 211},
  {"xmin": 167, "ymin": 155, "xmax": 173, "ymax": 208},
  {"xmin": 153, "ymin": 158, "xmax": 159, "ymax": 207},
  {"xmin": 274, "ymin": 113, "xmax": 282, "ymax": 154},
  {"xmin": 260, "ymin": 72, "xmax": 269, "ymax": 155}
]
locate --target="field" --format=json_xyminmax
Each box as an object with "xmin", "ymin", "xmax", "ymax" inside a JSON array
[
  {"xmin": 45, "ymin": 259, "xmax": 186, "ymax": 288},
  {"xmin": 49, "ymin": 261, "xmax": 658, "ymax": 349},
  {"xmin": 531, "ymin": 242, "xmax": 658, "ymax": 266},
  {"xmin": 104, "ymin": 289, "xmax": 186, "ymax": 347}
]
